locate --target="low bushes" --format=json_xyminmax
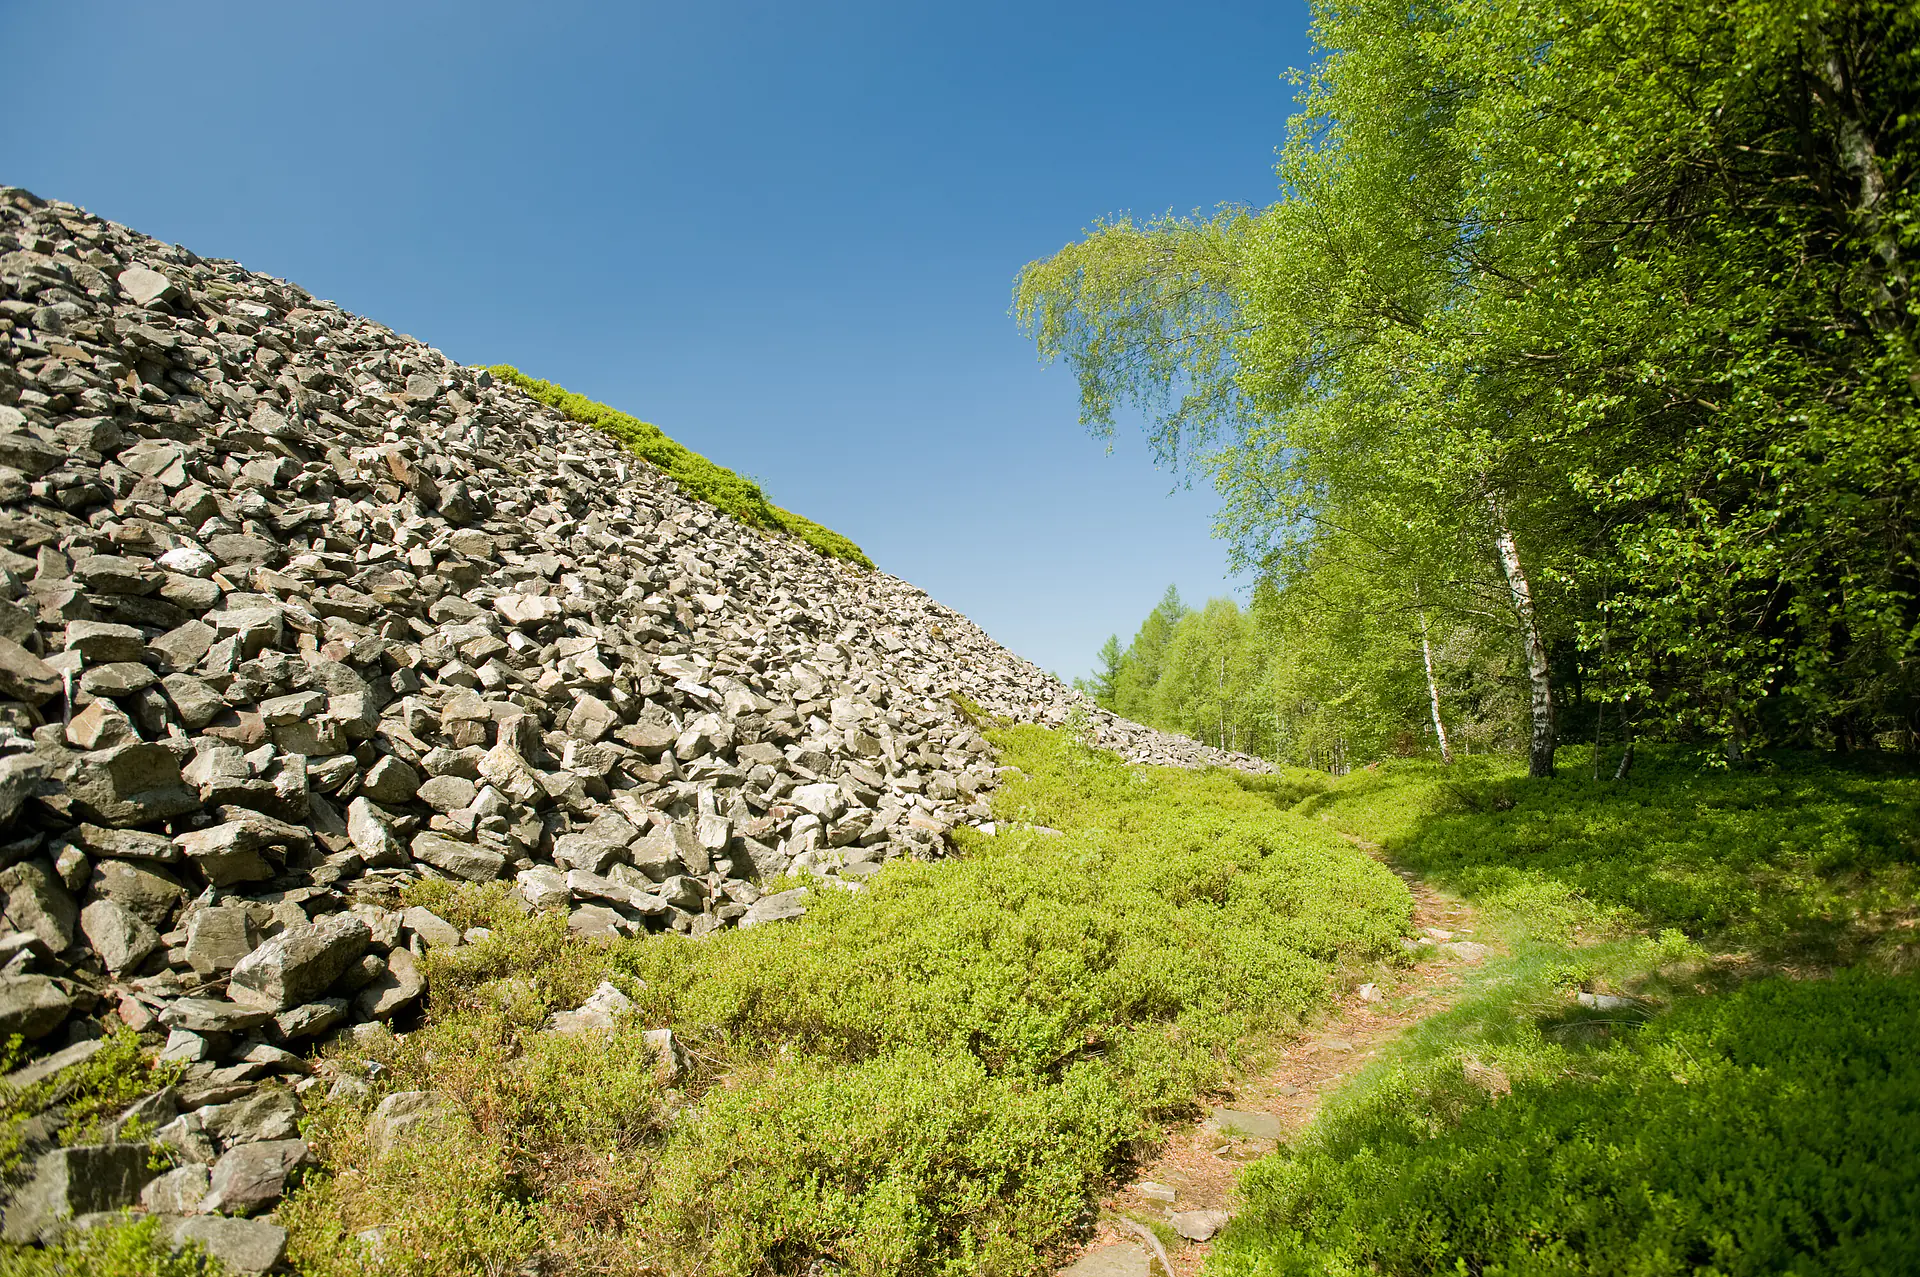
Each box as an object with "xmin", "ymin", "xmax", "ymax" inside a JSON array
[
  {"xmin": 282, "ymin": 726, "xmax": 1408, "ymax": 1276},
  {"xmin": 1212, "ymin": 747, "xmax": 1920, "ymax": 1276},
  {"xmin": 1293, "ymin": 747, "xmax": 1920, "ymax": 960},
  {"xmin": 488, "ymin": 366, "xmax": 874, "ymax": 568},
  {"xmin": 1211, "ymin": 971, "xmax": 1920, "ymax": 1277}
]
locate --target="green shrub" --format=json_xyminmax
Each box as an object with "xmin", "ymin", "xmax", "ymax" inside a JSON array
[
  {"xmin": 488, "ymin": 365, "xmax": 874, "ymax": 568},
  {"xmin": 1211, "ymin": 970, "xmax": 1920, "ymax": 1277},
  {"xmin": 0, "ymin": 1028, "xmax": 183, "ymax": 1174},
  {"xmin": 284, "ymin": 725, "xmax": 1409, "ymax": 1276},
  {"xmin": 0, "ymin": 1214, "xmax": 224, "ymax": 1276},
  {"xmin": 1296, "ymin": 748, "xmax": 1920, "ymax": 959}
]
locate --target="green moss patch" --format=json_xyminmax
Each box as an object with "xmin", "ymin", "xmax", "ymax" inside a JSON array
[{"xmin": 488, "ymin": 366, "xmax": 873, "ymax": 568}]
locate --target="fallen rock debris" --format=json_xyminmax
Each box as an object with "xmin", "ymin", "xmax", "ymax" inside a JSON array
[{"xmin": 0, "ymin": 185, "xmax": 1275, "ymax": 1253}]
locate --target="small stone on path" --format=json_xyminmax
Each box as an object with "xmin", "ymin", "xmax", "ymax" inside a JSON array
[{"xmin": 1060, "ymin": 1243, "xmax": 1149, "ymax": 1277}]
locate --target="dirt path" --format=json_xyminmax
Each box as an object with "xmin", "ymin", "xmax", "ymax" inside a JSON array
[{"xmin": 1060, "ymin": 842, "xmax": 1491, "ymax": 1276}]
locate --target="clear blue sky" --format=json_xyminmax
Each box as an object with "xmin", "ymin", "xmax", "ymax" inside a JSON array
[{"xmin": 1, "ymin": 1, "xmax": 1312, "ymax": 680}]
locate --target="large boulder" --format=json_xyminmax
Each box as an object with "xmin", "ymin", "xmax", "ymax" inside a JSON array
[
  {"xmin": 64, "ymin": 742, "xmax": 197, "ymax": 828},
  {"xmin": 0, "ymin": 976, "xmax": 72, "ymax": 1041},
  {"xmin": 227, "ymin": 913, "xmax": 371, "ymax": 1011},
  {"xmin": 78, "ymin": 897, "xmax": 160, "ymax": 973},
  {"xmin": 0, "ymin": 860, "xmax": 76, "ymax": 951},
  {"xmin": 2, "ymin": 1143, "xmax": 155, "ymax": 1242},
  {"xmin": 199, "ymin": 1138, "xmax": 311, "ymax": 1215}
]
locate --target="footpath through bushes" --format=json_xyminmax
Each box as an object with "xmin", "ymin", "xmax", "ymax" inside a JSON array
[{"xmin": 1210, "ymin": 748, "xmax": 1920, "ymax": 1277}]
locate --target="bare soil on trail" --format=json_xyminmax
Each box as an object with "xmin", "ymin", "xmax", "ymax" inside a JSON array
[{"xmin": 1060, "ymin": 840, "xmax": 1490, "ymax": 1276}]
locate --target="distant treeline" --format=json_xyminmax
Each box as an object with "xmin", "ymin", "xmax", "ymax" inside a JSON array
[
  {"xmin": 1079, "ymin": 575, "xmax": 1524, "ymax": 772},
  {"xmin": 1027, "ymin": 0, "xmax": 1918, "ymax": 776}
]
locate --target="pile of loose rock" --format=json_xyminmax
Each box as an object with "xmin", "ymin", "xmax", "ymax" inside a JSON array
[{"xmin": 0, "ymin": 186, "xmax": 1271, "ymax": 1267}]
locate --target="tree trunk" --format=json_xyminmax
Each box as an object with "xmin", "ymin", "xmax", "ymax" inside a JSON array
[
  {"xmin": 1489, "ymin": 499, "xmax": 1555, "ymax": 777},
  {"xmin": 1418, "ymin": 610, "xmax": 1454, "ymax": 764}
]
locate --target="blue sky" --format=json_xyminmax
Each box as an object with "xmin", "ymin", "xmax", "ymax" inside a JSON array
[{"xmin": 0, "ymin": 1, "xmax": 1312, "ymax": 679}]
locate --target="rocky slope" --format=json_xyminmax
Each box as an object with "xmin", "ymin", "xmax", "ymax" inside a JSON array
[{"xmin": 0, "ymin": 185, "xmax": 1271, "ymax": 1263}]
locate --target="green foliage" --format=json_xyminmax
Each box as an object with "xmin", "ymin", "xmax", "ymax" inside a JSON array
[
  {"xmin": 1301, "ymin": 747, "xmax": 1920, "ymax": 960},
  {"xmin": 488, "ymin": 365, "xmax": 874, "ymax": 569},
  {"xmin": 0, "ymin": 1214, "xmax": 225, "ymax": 1276},
  {"xmin": 1017, "ymin": 0, "xmax": 1920, "ymax": 759},
  {"xmin": 1088, "ymin": 560, "xmax": 1517, "ymax": 769},
  {"xmin": 1013, "ymin": 209, "xmax": 1258, "ymax": 467},
  {"xmin": 284, "ymin": 727, "xmax": 1409, "ymax": 1277},
  {"xmin": 1211, "ymin": 972, "xmax": 1920, "ymax": 1277},
  {"xmin": 0, "ymin": 1027, "xmax": 183, "ymax": 1174},
  {"xmin": 1211, "ymin": 746, "xmax": 1920, "ymax": 1276}
]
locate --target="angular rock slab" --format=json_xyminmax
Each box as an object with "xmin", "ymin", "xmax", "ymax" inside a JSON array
[
  {"xmin": 227, "ymin": 912, "xmax": 370, "ymax": 1011},
  {"xmin": 2, "ymin": 1143, "xmax": 155, "ymax": 1242},
  {"xmin": 1060, "ymin": 1244, "xmax": 1150, "ymax": 1277}
]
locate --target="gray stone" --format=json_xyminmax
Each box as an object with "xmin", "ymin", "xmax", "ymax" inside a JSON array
[
  {"xmin": 1060, "ymin": 1244, "xmax": 1150, "ymax": 1277},
  {"xmin": 228, "ymin": 912, "xmax": 370, "ymax": 1011},
  {"xmin": 2, "ymin": 1143, "xmax": 155, "ymax": 1242},
  {"xmin": 632, "ymin": 820, "xmax": 700, "ymax": 881},
  {"xmin": 62, "ymin": 821, "xmax": 180, "ymax": 863},
  {"xmin": 641, "ymin": 1027, "xmax": 688, "ymax": 1082},
  {"xmin": 739, "ymin": 887, "xmax": 809, "ymax": 928},
  {"xmin": 117, "ymin": 264, "xmax": 179, "ymax": 305},
  {"xmin": 0, "ymin": 860, "xmax": 76, "ymax": 951},
  {"xmin": 365, "ymin": 1089, "xmax": 457, "ymax": 1158},
  {"xmin": 161, "ymin": 673, "xmax": 227, "ymax": 729},
  {"xmin": 0, "ymin": 432, "xmax": 64, "ymax": 477},
  {"xmin": 401, "ymin": 906, "xmax": 461, "ymax": 949},
  {"xmin": 0, "ymin": 636, "xmax": 60, "ymax": 706},
  {"xmin": 1210, "ymin": 1107, "xmax": 1283, "ymax": 1141},
  {"xmin": 353, "ymin": 945, "xmax": 423, "ymax": 1019},
  {"xmin": 1576, "ymin": 991, "xmax": 1636, "ymax": 1011},
  {"xmin": 273, "ymin": 998, "xmax": 348, "ymax": 1041},
  {"xmin": 65, "ymin": 698, "xmax": 139, "ymax": 750},
  {"xmin": 159, "ymin": 997, "xmax": 273, "ymax": 1034},
  {"xmin": 410, "ymin": 831, "xmax": 504, "ymax": 882},
  {"xmin": 345, "ymin": 796, "xmax": 401, "ymax": 865},
  {"xmin": 567, "ymin": 903, "xmax": 626, "ymax": 939},
  {"xmin": 86, "ymin": 857, "xmax": 185, "ymax": 928},
  {"xmin": 1171, "ymin": 1208, "xmax": 1231, "ymax": 1241},
  {"xmin": 167, "ymin": 1215, "xmax": 289, "ymax": 1274},
  {"xmin": 361, "ymin": 755, "xmax": 419, "ymax": 804},
  {"xmin": 415, "ymin": 773, "xmax": 476, "ymax": 813},
  {"xmin": 201, "ymin": 1088, "xmax": 300, "ymax": 1148},
  {"xmin": 0, "ymin": 755, "xmax": 53, "ymax": 828},
  {"xmin": 66, "ymin": 741, "xmax": 198, "ymax": 828},
  {"xmin": 184, "ymin": 905, "xmax": 262, "ymax": 976},
  {"xmin": 174, "ymin": 810, "xmax": 311, "ymax": 885},
  {"xmin": 72, "ymin": 554, "xmax": 159, "ymax": 596},
  {"xmin": 3, "ymin": 1038, "xmax": 105, "ymax": 1091},
  {"xmin": 107, "ymin": 1086, "xmax": 179, "ymax": 1140},
  {"xmin": 565, "ymin": 693, "xmax": 618, "ymax": 743},
  {"xmin": 141, "ymin": 1163, "xmax": 211, "ymax": 1214},
  {"xmin": 200, "ymin": 1138, "xmax": 310, "ymax": 1215},
  {"xmin": 150, "ymin": 619, "xmax": 217, "ymax": 670},
  {"xmin": 516, "ymin": 865, "xmax": 570, "ymax": 910},
  {"xmin": 79, "ymin": 897, "xmax": 160, "ymax": 973},
  {"xmin": 63, "ymin": 620, "xmax": 145, "ymax": 663},
  {"xmin": 79, "ymin": 656, "xmax": 157, "ymax": 698},
  {"xmin": 543, "ymin": 980, "xmax": 634, "ymax": 1034},
  {"xmin": 0, "ymin": 976, "xmax": 73, "ymax": 1041}
]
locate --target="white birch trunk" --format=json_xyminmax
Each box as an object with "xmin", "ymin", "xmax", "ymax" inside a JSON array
[
  {"xmin": 1489, "ymin": 500, "xmax": 1556, "ymax": 777},
  {"xmin": 1419, "ymin": 610, "xmax": 1454, "ymax": 764}
]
